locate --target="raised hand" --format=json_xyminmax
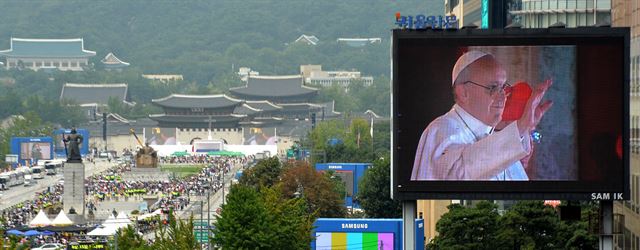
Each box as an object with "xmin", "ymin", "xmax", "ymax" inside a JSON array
[{"xmin": 517, "ymin": 79, "xmax": 553, "ymax": 136}]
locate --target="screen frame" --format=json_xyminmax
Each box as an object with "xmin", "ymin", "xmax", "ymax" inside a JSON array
[{"xmin": 391, "ymin": 27, "xmax": 630, "ymax": 200}]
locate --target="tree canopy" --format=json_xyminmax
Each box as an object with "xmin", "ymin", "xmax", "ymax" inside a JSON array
[
  {"xmin": 428, "ymin": 201, "xmax": 599, "ymax": 250},
  {"xmin": 357, "ymin": 156, "xmax": 401, "ymax": 218},
  {"xmin": 212, "ymin": 184, "xmax": 315, "ymax": 249}
]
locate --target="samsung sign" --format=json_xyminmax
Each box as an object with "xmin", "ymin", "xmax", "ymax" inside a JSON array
[{"xmin": 341, "ymin": 223, "xmax": 368, "ymax": 229}]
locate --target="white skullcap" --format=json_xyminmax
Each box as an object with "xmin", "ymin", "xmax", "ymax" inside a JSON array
[{"xmin": 451, "ymin": 50, "xmax": 492, "ymax": 86}]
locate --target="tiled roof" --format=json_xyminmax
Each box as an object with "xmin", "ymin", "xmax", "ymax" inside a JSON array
[
  {"xmin": 244, "ymin": 100, "xmax": 282, "ymax": 112},
  {"xmin": 0, "ymin": 38, "xmax": 96, "ymax": 58},
  {"xmin": 229, "ymin": 75, "xmax": 318, "ymax": 99},
  {"xmin": 278, "ymin": 103, "xmax": 324, "ymax": 112},
  {"xmin": 152, "ymin": 94, "xmax": 243, "ymax": 109},
  {"xmin": 294, "ymin": 35, "xmax": 319, "ymax": 45},
  {"xmin": 101, "ymin": 52, "xmax": 130, "ymax": 66},
  {"xmin": 60, "ymin": 83, "xmax": 128, "ymax": 105},
  {"xmin": 233, "ymin": 103, "xmax": 262, "ymax": 116},
  {"xmin": 148, "ymin": 114, "xmax": 246, "ymax": 123}
]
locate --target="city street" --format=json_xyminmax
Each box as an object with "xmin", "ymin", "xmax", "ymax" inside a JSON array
[{"xmin": 0, "ymin": 159, "xmax": 115, "ymax": 210}]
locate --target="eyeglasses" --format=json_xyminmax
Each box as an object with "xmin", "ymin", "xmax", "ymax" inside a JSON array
[{"xmin": 463, "ymin": 81, "xmax": 512, "ymax": 96}]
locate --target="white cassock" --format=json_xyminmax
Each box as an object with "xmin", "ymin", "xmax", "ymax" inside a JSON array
[{"xmin": 411, "ymin": 104, "xmax": 531, "ymax": 181}]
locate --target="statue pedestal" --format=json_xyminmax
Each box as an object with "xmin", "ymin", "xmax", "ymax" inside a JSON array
[{"xmin": 63, "ymin": 162, "xmax": 85, "ymax": 221}]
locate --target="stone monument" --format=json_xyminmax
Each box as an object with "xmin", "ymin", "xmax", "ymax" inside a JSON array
[{"xmin": 63, "ymin": 128, "xmax": 85, "ymax": 221}]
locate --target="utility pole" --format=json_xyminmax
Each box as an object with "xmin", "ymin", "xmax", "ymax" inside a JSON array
[
  {"xmin": 207, "ymin": 188, "xmax": 211, "ymax": 250},
  {"xmin": 222, "ymin": 172, "xmax": 225, "ymax": 205},
  {"xmin": 200, "ymin": 200, "xmax": 204, "ymax": 246}
]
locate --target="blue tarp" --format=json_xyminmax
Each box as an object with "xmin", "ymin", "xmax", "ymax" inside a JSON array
[
  {"xmin": 6, "ymin": 229, "xmax": 24, "ymax": 236},
  {"xmin": 24, "ymin": 230, "xmax": 40, "ymax": 236}
]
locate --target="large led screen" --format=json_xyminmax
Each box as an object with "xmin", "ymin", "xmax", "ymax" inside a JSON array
[
  {"xmin": 20, "ymin": 142, "xmax": 52, "ymax": 161},
  {"xmin": 243, "ymin": 127, "xmax": 277, "ymax": 145},
  {"xmin": 392, "ymin": 28, "xmax": 630, "ymax": 200},
  {"xmin": 145, "ymin": 127, "xmax": 177, "ymax": 145}
]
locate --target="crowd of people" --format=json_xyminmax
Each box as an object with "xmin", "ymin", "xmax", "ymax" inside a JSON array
[
  {"xmin": 1, "ymin": 155, "xmax": 248, "ymax": 230},
  {"xmin": 1, "ymin": 183, "xmax": 64, "ymax": 228},
  {"xmin": 86, "ymin": 156, "xmax": 246, "ymax": 204}
]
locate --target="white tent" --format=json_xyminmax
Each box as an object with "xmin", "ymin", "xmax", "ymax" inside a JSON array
[
  {"xmin": 29, "ymin": 210, "xmax": 51, "ymax": 227},
  {"xmin": 115, "ymin": 212, "xmax": 132, "ymax": 226},
  {"xmin": 102, "ymin": 214, "xmax": 117, "ymax": 224},
  {"xmin": 87, "ymin": 213, "xmax": 132, "ymax": 236},
  {"xmin": 51, "ymin": 210, "xmax": 73, "ymax": 227},
  {"xmin": 87, "ymin": 222, "xmax": 130, "ymax": 236},
  {"xmin": 137, "ymin": 209, "xmax": 163, "ymax": 221}
]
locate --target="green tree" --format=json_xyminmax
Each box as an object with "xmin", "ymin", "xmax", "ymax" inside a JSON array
[
  {"xmin": 307, "ymin": 118, "xmax": 377, "ymax": 163},
  {"xmin": 107, "ymin": 96, "xmax": 130, "ymax": 115},
  {"xmin": 497, "ymin": 201, "xmax": 565, "ymax": 249},
  {"xmin": 428, "ymin": 201, "xmax": 500, "ymax": 250},
  {"xmin": 116, "ymin": 225, "xmax": 149, "ymax": 250},
  {"xmin": 212, "ymin": 184, "xmax": 315, "ymax": 249},
  {"xmin": 239, "ymin": 156, "xmax": 282, "ymax": 189},
  {"xmin": 261, "ymin": 186, "xmax": 316, "ymax": 250},
  {"xmin": 212, "ymin": 185, "xmax": 270, "ymax": 249},
  {"xmin": 151, "ymin": 214, "xmax": 199, "ymax": 250},
  {"xmin": 280, "ymin": 161, "xmax": 347, "ymax": 218},
  {"xmin": 357, "ymin": 156, "xmax": 401, "ymax": 218},
  {"xmin": 429, "ymin": 201, "xmax": 599, "ymax": 249}
]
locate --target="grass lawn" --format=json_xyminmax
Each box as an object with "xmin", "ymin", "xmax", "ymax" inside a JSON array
[{"xmin": 160, "ymin": 164, "xmax": 205, "ymax": 178}]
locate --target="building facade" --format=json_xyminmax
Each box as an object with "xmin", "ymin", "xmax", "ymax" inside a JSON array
[
  {"xmin": 446, "ymin": 0, "xmax": 484, "ymax": 27},
  {"xmin": 612, "ymin": 0, "xmax": 640, "ymax": 248},
  {"xmin": 0, "ymin": 38, "xmax": 95, "ymax": 71},
  {"xmin": 446, "ymin": 0, "xmax": 612, "ymax": 28},
  {"xmin": 60, "ymin": 83, "xmax": 132, "ymax": 118},
  {"xmin": 301, "ymin": 65, "xmax": 373, "ymax": 87},
  {"xmin": 509, "ymin": 0, "xmax": 612, "ymax": 28}
]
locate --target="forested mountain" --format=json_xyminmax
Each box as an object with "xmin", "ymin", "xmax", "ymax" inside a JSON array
[{"xmin": 0, "ymin": 1, "xmax": 442, "ymax": 83}]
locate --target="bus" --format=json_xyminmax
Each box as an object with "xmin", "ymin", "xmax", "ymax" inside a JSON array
[
  {"xmin": 44, "ymin": 160, "xmax": 64, "ymax": 175},
  {"xmin": 0, "ymin": 168, "xmax": 28, "ymax": 188},
  {"xmin": 0, "ymin": 173, "xmax": 9, "ymax": 190},
  {"xmin": 30, "ymin": 165, "xmax": 45, "ymax": 179}
]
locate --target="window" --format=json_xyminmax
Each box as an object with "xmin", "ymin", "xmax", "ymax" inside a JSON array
[
  {"xmin": 62, "ymin": 62, "xmax": 69, "ymax": 67},
  {"xmin": 596, "ymin": 12, "xmax": 610, "ymax": 25},
  {"xmin": 586, "ymin": 12, "xmax": 594, "ymax": 25},
  {"xmin": 578, "ymin": 13, "xmax": 586, "ymax": 26},
  {"xmin": 557, "ymin": 0, "xmax": 567, "ymax": 9},
  {"xmin": 596, "ymin": 0, "xmax": 610, "ymax": 9},
  {"xmin": 558, "ymin": 13, "xmax": 567, "ymax": 24},
  {"xmin": 577, "ymin": 0, "xmax": 587, "ymax": 9}
]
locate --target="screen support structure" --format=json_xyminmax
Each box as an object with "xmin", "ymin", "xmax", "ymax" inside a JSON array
[
  {"xmin": 403, "ymin": 200, "xmax": 416, "ymax": 250},
  {"xmin": 600, "ymin": 200, "xmax": 613, "ymax": 250}
]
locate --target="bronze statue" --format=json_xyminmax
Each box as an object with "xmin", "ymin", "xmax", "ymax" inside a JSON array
[{"xmin": 64, "ymin": 128, "xmax": 83, "ymax": 163}]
